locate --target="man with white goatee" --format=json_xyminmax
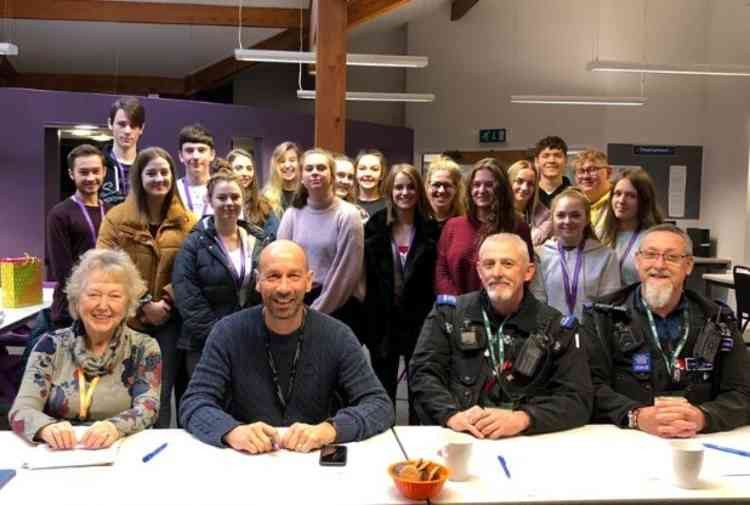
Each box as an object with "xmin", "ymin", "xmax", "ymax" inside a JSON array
[{"xmin": 584, "ymin": 224, "xmax": 750, "ymax": 436}]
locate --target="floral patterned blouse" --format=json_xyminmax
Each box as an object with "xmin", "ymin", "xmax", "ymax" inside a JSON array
[{"xmin": 9, "ymin": 323, "xmax": 162, "ymax": 443}]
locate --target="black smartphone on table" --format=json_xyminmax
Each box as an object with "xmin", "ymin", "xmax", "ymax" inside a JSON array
[{"xmin": 319, "ymin": 445, "xmax": 347, "ymax": 466}]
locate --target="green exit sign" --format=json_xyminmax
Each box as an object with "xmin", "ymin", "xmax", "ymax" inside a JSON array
[{"xmin": 479, "ymin": 128, "xmax": 506, "ymax": 143}]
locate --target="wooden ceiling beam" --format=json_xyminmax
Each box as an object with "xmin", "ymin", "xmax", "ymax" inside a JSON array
[
  {"xmin": 183, "ymin": 27, "xmax": 306, "ymax": 97},
  {"xmin": 347, "ymin": 0, "xmax": 410, "ymax": 28},
  {"xmin": 12, "ymin": 72, "xmax": 186, "ymax": 97},
  {"xmin": 450, "ymin": 0, "xmax": 479, "ymax": 21},
  {"xmin": 4, "ymin": 0, "xmax": 304, "ymax": 29}
]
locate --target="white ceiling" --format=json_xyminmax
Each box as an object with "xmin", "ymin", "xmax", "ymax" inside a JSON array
[{"xmin": 0, "ymin": 0, "xmax": 448, "ymax": 78}]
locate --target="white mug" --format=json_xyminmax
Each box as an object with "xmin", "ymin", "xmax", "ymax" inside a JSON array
[
  {"xmin": 670, "ymin": 440, "xmax": 704, "ymax": 489},
  {"xmin": 438, "ymin": 434, "xmax": 473, "ymax": 481}
]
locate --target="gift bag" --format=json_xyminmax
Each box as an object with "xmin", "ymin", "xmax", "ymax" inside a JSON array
[{"xmin": 1, "ymin": 256, "xmax": 43, "ymax": 308}]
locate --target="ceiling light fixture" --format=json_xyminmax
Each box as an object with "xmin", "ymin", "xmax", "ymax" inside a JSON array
[
  {"xmin": 510, "ymin": 95, "xmax": 646, "ymax": 106},
  {"xmin": 235, "ymin": 49, "xmax": 428, "ymax": 68},
  {"xmin": 587, "ymin": 60, "xmax": 750, "ymax": 77},
  {"xmin": 0, "ymin": 42, "xmax": 18, "ymax": 56},
  {"xmin": 297, "ymin": 90, "xmax": 435, "ymax": 103}
]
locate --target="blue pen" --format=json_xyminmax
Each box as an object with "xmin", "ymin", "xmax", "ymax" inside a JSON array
[
  {"xmin": 497, "ymin": 455, "xmax": 511, "ymax": 479},
  {"xmin": 142, "ymin": 442, "xmax": 168, "ymax": 463},
  {"xmin": 703, "ymin": 443, "xmax": 750, "ymax": 458}
]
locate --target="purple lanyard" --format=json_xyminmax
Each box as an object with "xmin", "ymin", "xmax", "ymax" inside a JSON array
[
  {"xmin": 557, "ymin": 241, "xmax": 584, "ymax": 316},
  {"xmin": 619, "ymin": 230, "xmax": 640, "ymax": 272},
  {"xmin": 215, "ymin": 231, "xmax": 246, "ymax": 290},
  {"xmin": 71, "ymin": 195, "xmax": 105, "ymax": 246},
  {"xmin": 112, "ymin": 157, "xmax": 129, "ymax": 194},
  {"xmin": 182, "ymin": 179, "xmax": 195, "ymax": 212}
]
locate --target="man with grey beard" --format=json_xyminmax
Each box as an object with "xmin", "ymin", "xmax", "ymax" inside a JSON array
[
  {"xmin": 584, "ymin": 224, "xmax": 750, "ymax": 436},
  {"xmin": 410, "ymin": 233, "xmax": 592, "ymax": 438}
]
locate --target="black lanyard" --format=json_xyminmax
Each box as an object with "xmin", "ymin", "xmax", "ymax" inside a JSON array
[{"xmin": 264, "ymin": 310, "xmax": 306, "ymax": 412}]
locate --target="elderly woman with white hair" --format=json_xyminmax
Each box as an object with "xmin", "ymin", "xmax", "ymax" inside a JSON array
[{"xmin": 9, "ymin": 249, "xmax": 162, "ymax": 449}]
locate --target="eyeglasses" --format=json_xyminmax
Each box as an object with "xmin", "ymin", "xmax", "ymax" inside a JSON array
[
  {"xmin": 636, "ymin": 250, "xmax": 691, "ymax": 264},
  {"xmin": 576, "ymin": 166, "xmax": 607, "ymax": 177},
  {"xmin": 430, "ymin": 182, "xmax": 455, "ymax": 191}
]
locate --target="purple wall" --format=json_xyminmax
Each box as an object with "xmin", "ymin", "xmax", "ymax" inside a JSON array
[{"xmin": 0, "ymin": 87, "xmax": 413, "ymax": 261}]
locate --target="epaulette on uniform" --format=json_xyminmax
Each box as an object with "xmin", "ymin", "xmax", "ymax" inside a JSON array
[
  {"xmin": 713, "ymin": 299, "xmax": 737, "ymax": 322},
  {"xmin": 436, "ymin": 294, "xmax": 457, "ymax": 307},
  {"xmin": 560, "ymin": 315, "xmax": 577, "ymax": 329},
  {"xmin": 591, "ymin": 302, "xmax": 629, "ymax": 315}
]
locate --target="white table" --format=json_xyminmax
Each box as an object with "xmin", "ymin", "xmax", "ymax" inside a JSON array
[
  {"xmin": 0, "ymin": 288, "xmax": 53, "ymax": 332},
  {"xmin": 0, "ymin": 428, "xmax": 415, "ymax": 505},
  {"xmin": 394, "ymin": 424, "xmax": 750, "ymax": 504}
]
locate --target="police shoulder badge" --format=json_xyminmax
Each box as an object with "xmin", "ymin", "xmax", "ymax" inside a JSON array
[
  {"xmin": 632, "ymin": 352, "xmax": 651, "ymax": 373},
  {"xmin": 436, "ymin": 294, "xmax": 457, "ymax": 306}
]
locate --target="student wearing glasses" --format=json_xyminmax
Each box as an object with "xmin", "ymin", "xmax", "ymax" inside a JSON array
[
  {"xmin": 573, "ymin": 149, "xmax": 613, "ymax": 239},
  {"xmin": 583, "ymin": 224, "xmax": 750, "ymax": 436},
  {"xmin": 424, "ymin": 155, "xmax": 465, "ymax": 231}
]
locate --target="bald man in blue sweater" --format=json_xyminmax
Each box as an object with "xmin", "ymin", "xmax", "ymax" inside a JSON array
[{"xmin": 180, "ymin": 240, "xmax": 393, "ymax": 453}]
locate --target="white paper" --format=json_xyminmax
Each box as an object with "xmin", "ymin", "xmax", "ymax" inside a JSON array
[
  {"xmin": 22, "ymin": 426, "xmax": 120, "ymax": 470},
  {"xmin": 668, "ymin": 165, "xmax": 687, "ymax": 218}
]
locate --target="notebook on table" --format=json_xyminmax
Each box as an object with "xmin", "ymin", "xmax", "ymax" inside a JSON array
[{"xmin": 22, "ymin": 426, "xmax": 121, "ymax": 470}]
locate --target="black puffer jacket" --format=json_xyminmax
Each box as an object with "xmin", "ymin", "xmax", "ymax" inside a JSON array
[{"xmin": 173, "ymin": 216, "xmax": 271, "ymax": 351}]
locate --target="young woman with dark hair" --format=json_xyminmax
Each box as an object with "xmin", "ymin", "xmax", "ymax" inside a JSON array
[
  {"xmin": 97, "ymin": 147, "xmax": 195, "ymax": 428},
  {"xmin": 435, "ymin": 158, "xmax": 533, "ymax": 295},
  {"xmin": 227, "ymin": 148, "xmax": 279, "ymax": 237},
  {"xmin": 600, "ymin": 168, "xmax": 663, "ymax": 285}
]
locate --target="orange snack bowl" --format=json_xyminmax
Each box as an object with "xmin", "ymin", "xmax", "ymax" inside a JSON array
[{"xmin": 388, "ymin": 460, "xmax": 451, "ymax": 501}]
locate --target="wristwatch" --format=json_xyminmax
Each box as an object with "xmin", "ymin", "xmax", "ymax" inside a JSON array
[
  {"xmin": 627, "ymin": 408, "xmax": 641, "ymax": 429},
  {"xmin": 136, "ymin": 294, "xmax": 153, "ymax": 319}
]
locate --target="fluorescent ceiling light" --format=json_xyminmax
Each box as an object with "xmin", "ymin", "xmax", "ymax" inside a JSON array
[
  {"xmin": 235, "ymin": 49, "xmax": 428, "ymax": 68},
  {"xmin": 0, "ymin": 43, "xmax": 18, "ymax": 56},
  {"xmin": 297, "ymin": 90, "xmax": 435, "ymax": 103},
  {"xmin": 70, "ymin": 129, "xmax": 96, "ymax": 137},
  {"xmin": 587, "ymin": 60, "xmax": 750, "ymax": 77},
  {"xmin": 510, "ymin": 95, "xmax": 646, "ymax": 106}
]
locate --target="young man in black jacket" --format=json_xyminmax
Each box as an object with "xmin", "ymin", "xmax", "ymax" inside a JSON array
[
  {"xmin": 583, "ymin": 224, "xmax": 750, "ymax": 436},
  {"xmin": 100, "ymin": 96, "xmax": 145, "ymax": 206},
  {"xmin": 410, "ymin": 233, "xmax": 592, "ymax": 438}
]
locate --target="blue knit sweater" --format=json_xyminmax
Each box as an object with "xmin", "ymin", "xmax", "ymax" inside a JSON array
[{"xmin": 179, "ymin": 306, "xmax": 394, "ymax": 447}]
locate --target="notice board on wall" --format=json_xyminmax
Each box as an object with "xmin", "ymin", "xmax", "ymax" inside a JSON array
[{"xmin": 607, "ymin": 144, "xmax": 703, "ymax": 220}]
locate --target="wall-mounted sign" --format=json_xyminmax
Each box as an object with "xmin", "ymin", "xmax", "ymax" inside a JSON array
[
  {"xmin": 479, "ymin": 128, "xmax": 506, "ymax": 144},
  {"xmin": 633, "ymin": 145, "xmax": 676, "ymax": 156}
]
